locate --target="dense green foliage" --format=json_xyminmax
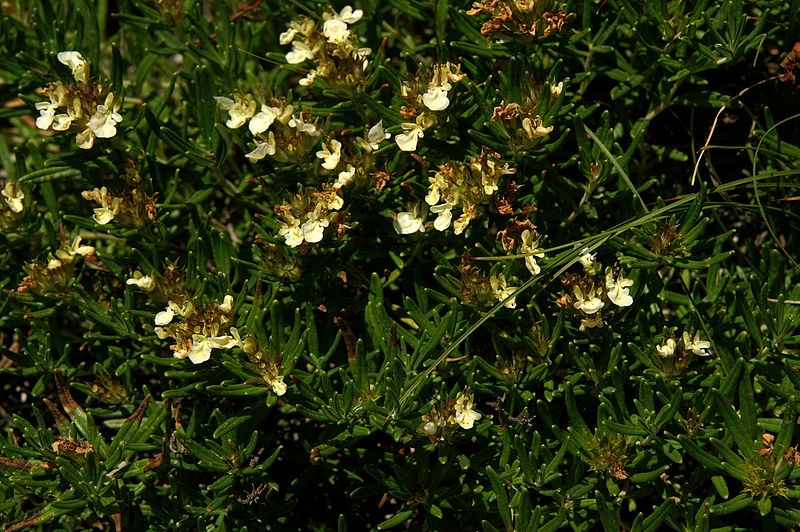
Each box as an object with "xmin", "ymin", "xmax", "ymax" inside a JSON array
[{"xmin": 1, "ymin": 0, "xmax": 800, "ymax": 529}]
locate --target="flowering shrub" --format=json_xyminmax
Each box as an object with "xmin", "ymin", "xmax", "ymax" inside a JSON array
[{"xmin": 1, "ymin": 0, "xmax": 800, "ymax": 529}]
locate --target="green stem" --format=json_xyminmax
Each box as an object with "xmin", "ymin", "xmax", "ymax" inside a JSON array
[
  {"xmin": 566, "ymin": 182, "xmax": 598, "ymax": 224},
  {"xmin": 643, "ymin": 80, "xmax": 684, "ymax": 122}
]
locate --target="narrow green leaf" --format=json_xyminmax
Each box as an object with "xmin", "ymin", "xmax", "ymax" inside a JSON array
[
  {"xmin": 758, "ymin": 496, "xmax": 772, "ymax": 516},
  {"xmin": 205, "ymin": 383, "xmax": 270, "ymax": 397},
  {"xmin": 377, "ymin": 509, "xmax": 414, "ymax": 529},
  {"xmin": 212, "ymin": 411, "xmax": 252, "ymax": 439},
  {"xmin": 434, "ymin": 0, "xmax": 449, "ymax": 46},
  {"xmin": 565, "ymin": 384, "xmax": 593, "ymax": 449},
  {"xmin": 630, "ymin": 465, "xmax": 670, "ymax": 484},
  {"xmin": 710, "ymin": 493, "xmax": 753, "ymax": 516},
  {"xmin": 195, "ymin": 65, "xmax": 215, "ymax": 143},
  {"xmin": 775, "ymin": 400, "xmax": 796, "ymax": 452},
  {"xmin": 639, "ymin": 499, "xmax": 675, "ymax": 532},
  {"xmin": 711, "ymin": 475, "xmax": 729, "ymax": 499},
  {"xmin": 486, "ymin": 466, "xmax": 513, "ymax": 531},
  {"xmin": 210, "ymin": 230, "xmax": 234, "ymax": 277},
  {"xmin": 712, "ymin": 390, "xmax": 754, "ymax": 456},
  {"xmin": 595, "ymin": 491, "xmax": 619, "ymax": 532},
  {"xmin": 676, "ymin": 435, "xmax": 723, "ymax": 471}
]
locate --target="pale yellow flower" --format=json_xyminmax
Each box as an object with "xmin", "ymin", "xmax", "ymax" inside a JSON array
[
  {"xmin": 215, "ymin": 94, "xmax": 257, "ymax": 129},
  {"xmin": 35, "ymin": 100, "xmax": 57, "ymax": 130},
  {"xmin": 267, "ymin": 375, "xmax": 287, "ymax": 396},
  {"xmin": 327, "ymin": 5, "xmax": 363, "ymax": 24},
  {"xmin": 422, "ymin": 87, "xmax": 450, "ymax": 111},
  {"xmin": 245, "ymin": 133, "xmax": 277, "ymax": 163},
  {"xmin": 57, "ymin": 51, "xmax": 89, "ymax": 84},
  {"xmin": 605, "ymin": 268, "xmax": 634, "ymax": 307},
  {"xmin": 430, "ymin": 201, "xmax": 454, "ymax": 231},
  {"xmin": 316, "ymin": 139, "xmax": 342, "ymax": 170},
  {"xmin": 87, "ymin": 102, "xmax": 122, "ymax": 139},
  {"xmin": 285, "ymin": 41, "xmax": 315, "ymax": 64},
  {"xmin": 578, "ymin": 249, "xmax": 597, "ymax": 274},
  {"xmin": 395, "ymin": 122, "xmax": 424, "ymax": 152},
  {"xmin": 301, "ymin": 216, "xmax": 329, "ymax": 243},
  {"xmin": 656, "ymin": 338, "xmax": 676, "ymax": 358},
  {"xmin": 323, "ymin": 19, "xmax": 350, "ymax": 43},
  {"xmin": 2, "ymin": 181, "xmax": 24, "ymax": 213},
  {"xmin": 393, "ymin": 207, "xmax": 425, "ymax": 235},
  {"xmin": 573, "ymin": 285, "xmax": 604, "ymax": 314},
  {"xmin": 490, "ymin": 273, "xmax": 518, "ymax": 309},
  {"xmin": 76, "ymin": 128, "xmax": 95, "ymax": 149},
  {"xmin": 357, "ymin": 120, "xmax": 390, "ymax": 152},
  {"xmin": 279, "ymin": 28, "xmax": 298, "ymax": 45},
  {"xmin": 519, "ymin": 229, "xmax": 545, "ymax": 276},
  {"xmin": 126, "ymin": 271, "xmax": 156, "ymax": 291},
  {"xmin": 279, "ymin": 222, "xmax": 304, "ymax": 248},
  {"xmin": 454, "ymin": 392, "xmax": 481, "ymax": 429},
  {"xmin": 682, "ymin": 331, "xmax": 711, "ymax": 356},
  {"xmin": 219, "ymin": 295, "xmax": 235, "ymax": 313},
  {"xmin": 522, "ymin": 116, "xmax": 553, "ymax": 139},
  {"xmin": 83, "ymin": 186, "xmax": 123, "ymax": 224},
  {"xmin": 55, "ymin": 236, "xmax": 95, "ymax": 262},
  {"xmin": 187, "ymin": 331, "xmax": 236, "ymax": 364},
  {"xmin": 288, "ymin": 114, "xmax": 317, "ymax": 135},
  {"xmin": 155, "ymin": 305, "xmax": 175, "ymax": 326},
  {"xmin": 249, "ymin": 105, "xmax": 280, "ymax": 135},
  {"xmin": 334, "ymin": 165, "xmax": 356, "ymax": 189}
]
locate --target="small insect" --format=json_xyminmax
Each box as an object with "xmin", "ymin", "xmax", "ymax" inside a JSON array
[{"xmin": 238, "ymin": 483, "xmax": 267, "ymax": 505}]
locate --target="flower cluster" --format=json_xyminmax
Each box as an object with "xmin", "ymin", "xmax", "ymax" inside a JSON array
[
  {"xmin": 215, "ymin": 92, "xmax": 394, "ymax": 250},
  {"xmin": 340, "ymin": 120, "xmax": 393, "ymax": 189},
  {"xmin": 456, "ymin": 257, "xmax": 520, "ymax": 309},
  {"xmin": 125, "ymin": 264, "xmax": 237, "ymax": 364},
  {"xmin": 155, "ymin": 295, "xmax": 236, "ymax": 364},
  {"xmin": 490, "ymin": 82, "xmax": 560, "ymax": 152},
  {"xmin": 17, "ymin": 235, "xmax": 97, "ymax": 295},
  {"xmin": 35, "ymin": 51, "xmax": 123, "ymax": 149},
  {"xmin": 81, "ymin": 164, "xmax": 157, "ymax": 226},
  {"xmin": 557, "ymin": 257, "xmax": 635, "ymax": 331},
  {"xmin": 274, "ymin": 186, "xmax": 346, "ymax": 248},
  {"xmin": 127, "ymin": 267, "xmax": 286, "ymax": 393},
  {"xmin": 420, "ymin": 391, "xmax": 482, "ymax": 442},
  {"xmin": 653, "ymin": 330, "xmax": 712, "ymax": 376},
  {"xmin": 656, "ymin": 331, "xmax": 711, "ymax": 359},
  {"xmin": 154, "ymin": 294, "xmax": 236, "ymax": 364},
  {"xmin": 313, "ymin": 120, "xmax": 391, "ymax": 190},
  {"xmin": 466, "ymin": 0, "xmax": 572, "ymax": 38},
  {"xmin": 395, "ymin": 63, "xmax": 465, "ymax": 152},
  {"xmin": 229, "ymin": 329, "xmax": 287, "ymax": 396},
  {"xmin": 215, "ymin": 95, "xmax": 322, "ymax": 164},
  {"xmin": 497, "ymin": 219, "xmax": 546, "ymax": 276},
  {"xmin": 280, "ymin": 5, "xmax": 372, "ymax": 90},
  {"xmin": 423, "ymin": 148, "xmax": 516, "ymax": 235}
]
